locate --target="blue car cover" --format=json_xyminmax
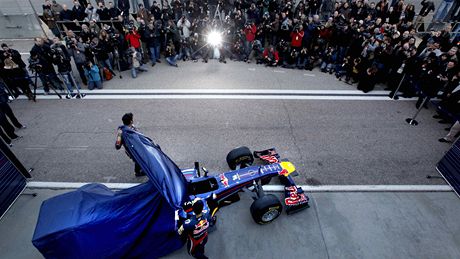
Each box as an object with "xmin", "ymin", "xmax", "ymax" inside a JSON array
[
  {"xmin": 32, "ymin": 127, "xmax": 189, "ymax": 258},
  {"xmin": 120, "ymin": 126, "xmax": 188, "ymax": 211}
]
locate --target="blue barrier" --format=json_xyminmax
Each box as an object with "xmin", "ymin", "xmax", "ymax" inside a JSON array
[
  {"xmin": 436, "ymin": 138, "xmax": 460, "ymax": 198},
  {"xmin": 0, "ymin": 139, "xmax": 30, "ymax": 219}
]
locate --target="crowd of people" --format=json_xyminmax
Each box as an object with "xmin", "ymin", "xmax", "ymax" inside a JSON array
[{"xmin": 0, "ymin": 0, "xmax": 460, "ymax": 141}]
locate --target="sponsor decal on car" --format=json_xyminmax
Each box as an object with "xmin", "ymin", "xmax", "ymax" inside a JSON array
[
  {"xmin": 284, "ymin": 186, "xmax": 308, "ymax": 206},
  {"xmin": 220, "ymin": 174, "xmax": 229, "ymax": 188}
]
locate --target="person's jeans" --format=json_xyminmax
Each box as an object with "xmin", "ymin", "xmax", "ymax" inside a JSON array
[
  {"xmin": 60, "ymin": 72, "xmax": 81, "ymax": 94},
  {"xmin": 433, "ymin": 0, "xmax": 455, "ymax": 21},
  {"xmin": 131, "ymin": 65, "xmax": 148, "ymax": 78},
  {"xmin": 88, "ymin": 80, "xmax": 103, "ymax": 90},
  {"xmin": 149, "ymin": 46, "xmax": 161, "ymax": 64},
  {"xmin": 166, "ymin": 55, "xmax": 179, "ymax": 66}
]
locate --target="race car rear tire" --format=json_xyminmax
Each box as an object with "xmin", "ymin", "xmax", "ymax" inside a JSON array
[
  {"xmin": 250, "ymin": 194, "xmax": 282, "ymax": 224},
  {"xmin": 226, "ymin": 146, "xmax": 254, "ymax": 170}
]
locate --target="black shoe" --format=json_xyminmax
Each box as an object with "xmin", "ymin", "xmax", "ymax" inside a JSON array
[
  {"xmin": 445, "ymin": 127, "xmax": 451, "ymax": 131},
  {"xmin": 438, "ymin": 120, "xmax": 450, "ymax": 124},
  {"xmin": 433, "ymin": 114, "xmax": 442, "ymax": 119},
  {"xmin": 156, "ymin": 59, "xmax": 161, "ymax": 63},
  {"xmin": 438, "ymin": 138, "xmax": 450, "ymax": 143},
  {"xmin": 76, "ymin": 93, "xmax": 86, "ymax": 99},
  {"xmin": 151, "ymin": 63, "xmax": 156, "ymax": 67}
]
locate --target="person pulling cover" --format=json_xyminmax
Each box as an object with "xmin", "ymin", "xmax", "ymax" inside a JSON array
[{"xmin": 115, "ymin": 113, "xmax": 146, "ymax": 177}]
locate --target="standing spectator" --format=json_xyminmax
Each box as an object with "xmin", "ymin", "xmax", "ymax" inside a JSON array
[
  {"xmin": 126, "ymin": 26, "xmax": 142, "ymax": 52},
  {"xmin": 30, "ymin": 37, "xmax": 64, "ymax": 94},
  {"xmin": 108, "ymin": 1, "xmax": 121, "ymax": 20},
  {"xmin": 137, "ymin": 4, "xmax": 152, "ymax": 24},
  {"xmin": 51, "ymin": 38, "xmax": 83, "ymax": 99},
  {"xmin": 439, "ymin": 121, "xmax": 460, "ymax": 143},
  {"xmin": 51, "ymin": 0, "xmax": 64, "ymax": 20},
  {"xmin": 43, "ymin": 3, "xmax": 60, "ymax": 38},
  {"xmin": 67, "ymin": 38, "xmax": 88, "ymax": 85},
  {"xmin": 85, "ymin": 3, "xmax": 99, "ymax": 22},
  {"xmin": 415, "ymin": 0, "xmax": 435, "ymax": 32},
  {"xmin": 96, "ymin": 2, "xmax": 111, "ymax": 21},
  {"xmin": 73, "ymin": 0, "xmax": 87, "ymax": 21},
  {"xmin": 0, "ymin": 81, "xmax": 26, "ymax": 131},
  {"xmin": 90, "ymin": 37, "xmax": 116, "ymax": 77},
  {"xmin": 143, "ymin": 21, "xmax": 160, "ymax": 66},
  {"xmin": 290, "ymin": 25, "xmax": 304, "ymax": 51},
  {"xmin": 243, "ymin": 22, "xmax": 257, "ymax": 57},
  {"xmin": 118, "ymin": 0, "xmax": 130, "ymax": 19}
]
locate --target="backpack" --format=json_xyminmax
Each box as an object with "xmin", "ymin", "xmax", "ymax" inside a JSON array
[{"xmin": 103, "ymin": 67, "xmax": 113, "ymax": 81}]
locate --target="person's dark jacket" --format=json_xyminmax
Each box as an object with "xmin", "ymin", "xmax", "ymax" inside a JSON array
[
  {"xmin": 91, "ymin": 41, "xmax": 110, "ymax": 61},
  {"xmin": 59, "ymin": 9, "xmax": 74, "ymax": 21},
  {"xmin": 73, "ymin": 5, "xmax": 86, "ymax": 21},
  {"xmin": 97, "ymin": 7, "xmax": 111, "ymax": 21},
  {"xmin": 109, "ymin": 7, "xmax": 121, "ymax": 19},
  {"xmin": 118, "ymin": 0, "xmax": 130, "ymax": 13},
  {"xmin": 2, "ymin": 49, "xmax": 26, "ymax": 68}
]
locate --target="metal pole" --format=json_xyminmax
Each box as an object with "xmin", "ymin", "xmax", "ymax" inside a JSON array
[
  {"xmin": 27, "ymin": 0, "xmax": 48, "ymax": 38},
  {"xmin": 391, "ymin": 73, "xmax": 406, "ymax": 100},
  {"xmin": 405, "ymin": 96, "xmax": 429, "ymax": 126}
]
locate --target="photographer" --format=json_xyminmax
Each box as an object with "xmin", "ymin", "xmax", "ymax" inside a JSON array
[
  {"xmin": 83, "ymin": 61, "xmax": 103, "ymax": 90},
  {"xmin": 51, "ymin": 38, "xmax": 84, "ymax": 98},
  {"xmin": 127, "ymin": 47, "xmax": 148, "ymax": 77},
  {"xmin": 246, "ymin": 39, "xmax": 263, "ymax": 64},
  {"xmin": 263, "ymin": 45, "xmax": 279, "ymax": 66},
  {"xmin": 90, "ymin": 37, "xmax": 117, "ymax": 78},
  {"xmin": 67, "ymin": 38, "xmax": 88, "ymax": 85},
  {"xmin": 0, "ymin": 46, "xmax": 33, "ymax": 100},
  {"xmin": 243, "ymin": 21, "xmax": 257, "ymax": 57},
  {"xmin": 30, "ymin": 37, "xmax": 64, "ymax": 94}
]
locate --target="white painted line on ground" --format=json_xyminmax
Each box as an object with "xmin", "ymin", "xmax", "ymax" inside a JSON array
[
  {"xmin": 273, "ymin": 70, "xmax": 285, "ymax": 73},
  {"xmin": 66, "ymin": 148, "xmax": 87, "ymax": 151},
  {"xmin": 248, "ymin": 68, "xmax": 256, "ymax": 71},
  {"xmin": 27, "ymin": 182, "xmax": 452, "ymax": 192},
  {"xmin": 20, "ymin": 52, "xmax": 30, "ymax": 55},
  {"xmin": 28, "ymin": 89, "xmax": 395, "ymax": 95},
  {"xmin": 24, "ymin": 147, "xmax": 46, "ymax": 150},
  {"xmin": 18, "ymin": 95, "xmax": 417, "ymax": 101},
  {"xmin": 304, "ymin": 73, "xmax": 316, "ymax": 77}
]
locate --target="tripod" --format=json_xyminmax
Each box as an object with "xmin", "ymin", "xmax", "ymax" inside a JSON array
[
  {"xmin": 113, "ymin": 47, "xmax": 123, "ymax": 79},
  {"xmin": 30, "ymin": 72, "xmax": 63, "ymax": 101},
  {"xmin": 58, "ymin": 72, "xmax": 85, "ymax": 99}
]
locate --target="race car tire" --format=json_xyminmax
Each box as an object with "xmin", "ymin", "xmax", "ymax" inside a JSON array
[
  {"xmin": 226, "ymin": 146, "xmax": 254, "ymax": 170},
  {"xmin": 250, "ymin": 194, "xmax": 283, "ymax": 224}
]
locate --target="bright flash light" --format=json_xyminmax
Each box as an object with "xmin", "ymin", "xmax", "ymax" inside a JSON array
[{"xmin": 207, "ymin": 31, "xmax": 222, "ymax": 47}]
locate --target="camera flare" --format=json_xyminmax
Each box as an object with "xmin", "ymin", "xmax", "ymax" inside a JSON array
[{"xmin": 206, "ymin": 31, "xmax": 222, "ymax": 47}]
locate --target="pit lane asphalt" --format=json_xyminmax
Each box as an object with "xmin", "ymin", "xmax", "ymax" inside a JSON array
[
  {"xmin": 10, "ymin": 95, "xmax": 449, "ymax": 185},
  {"xmin": 1, "ymin": 188, "xmax": 459, "ymax": 259}
]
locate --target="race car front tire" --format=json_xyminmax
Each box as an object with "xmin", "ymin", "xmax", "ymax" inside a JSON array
[
  {"xmin": 226, "ymin": 146, "xmax": 254, "ymax": 170},
  {"xmin": 250, "ymin": 194, "xmax": 283, "ymax": 224}
]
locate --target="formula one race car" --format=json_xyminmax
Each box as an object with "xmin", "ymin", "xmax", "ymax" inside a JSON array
[
  {"xmin": 32, "ymin": 127, "xmax": 309, "ymax": 259},
  {"xmin": 183, "ymin": 146, "xmax": 309, "ymax": 224}
]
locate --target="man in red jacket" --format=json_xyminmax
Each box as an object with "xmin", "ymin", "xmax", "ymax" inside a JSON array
[
  {"xmin": 243, "ymin": 22, "xmax": 257, "ymax": 57},
  {"xmin": 290, "ymin": 25, "xmax": 304, "ymax": 51},
  {"xmin": 263, "ymin": 45, "xmax": 279, "ymax": 66},
  {"xmin": 126, "ymin": 26, "xmax": 142, "ymax": 52}
]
